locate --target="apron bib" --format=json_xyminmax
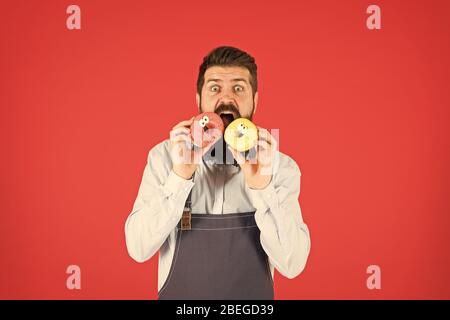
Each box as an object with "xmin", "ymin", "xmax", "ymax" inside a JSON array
[{"xmin": 158, "ymin": 176, "xmax": 274, "ymax": 300}]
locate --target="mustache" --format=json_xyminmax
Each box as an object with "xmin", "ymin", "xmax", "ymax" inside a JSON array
[{"xmin": 214, "ymin": 103, "xmax": 241, "ymax": 118}]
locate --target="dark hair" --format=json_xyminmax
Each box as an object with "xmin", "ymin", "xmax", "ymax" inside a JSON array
[{"xmin": 197, "ymin": 46, "xmax": 258, "ymax": 97}]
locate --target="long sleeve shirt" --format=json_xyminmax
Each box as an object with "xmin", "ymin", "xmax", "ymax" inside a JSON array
[{"xmin": 124, "ymin": 139, "xmax": 311, "ymax": 292}]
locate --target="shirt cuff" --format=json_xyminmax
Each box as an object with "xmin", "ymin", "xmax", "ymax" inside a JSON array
[{"xmin": 248, "ymin": 180, "xmax": 280, "ymax": 212}]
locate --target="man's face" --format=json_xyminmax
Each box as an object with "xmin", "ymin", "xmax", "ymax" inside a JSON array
[{"xmin": 197, "ymin": 66, "xmax": 258, "ymax": 128}]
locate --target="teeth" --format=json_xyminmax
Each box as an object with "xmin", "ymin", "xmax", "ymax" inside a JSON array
[{"xmin": 219, "ymin": 111, "xmax": 235, "ymax": 119}]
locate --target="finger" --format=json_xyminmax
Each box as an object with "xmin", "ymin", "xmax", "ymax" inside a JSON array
[
  {"xmin": 170, "ymin": 127, "xmax": 190, "ymax": 140},
  {"xmin": 257, "ymin": 140, "xmax": 278, "ymax": 158},
  {"xmin": 256, "ymin": 139, "xmax": 271, "ymax": 151},
  {"xmin": 257, "ymin": 127, "xmax": 275, "ymax": 145},
  {"xmin": 257, "ymin": 145, "xmax": 273, "ymax": 167},
  {"xmin": 171, "ymin": 134, "xmax": 192, "ymax": 144},
  {"xmin": 258, "ymin": 130, "xmax": 278, "ymax": 152},
  {"xmin": 257, "ymin": 140, "xmax": 275, "ymax": 161},
  {"xmin": 171, "ymin": 126, "xmax": 190, "ymax": 135},
  {"xmin": 172, "ymin": 116, "xmax": 195, "ymax": 130},
  {"xmin": 256, "ymin": 140, "xmax": 275, "ymax": 159}
]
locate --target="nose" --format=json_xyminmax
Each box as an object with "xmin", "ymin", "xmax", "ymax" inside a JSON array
[
  {"xmin": 218, "ymin": 90, "xmax": 238, "ymax": 107},
  {"xmin": 220, "ymin": 96, "xmax": 235, "ymax": 105}
]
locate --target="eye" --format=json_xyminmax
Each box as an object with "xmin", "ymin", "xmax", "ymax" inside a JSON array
[
  {"xmin": 210, "ymin": 85, "xmax": 220, "ymax": 92},
  {"xmin": 234, "ymin": 85, "xmax": 244, "ymax": 92}
]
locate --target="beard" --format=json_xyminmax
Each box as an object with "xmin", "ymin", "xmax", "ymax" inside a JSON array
[{"xmin": 199, "ymin": 97, "xmax": 254, "ymax": 129}]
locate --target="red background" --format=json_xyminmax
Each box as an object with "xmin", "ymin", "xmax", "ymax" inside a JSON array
[{"xmin": 1, "ymin": 0, "xmax": 449, "ymax": 299}]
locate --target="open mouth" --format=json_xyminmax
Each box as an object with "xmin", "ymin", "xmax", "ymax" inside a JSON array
[{"xmin": 219, "ymin": 112, "xmax": 236, "ymax": 128}]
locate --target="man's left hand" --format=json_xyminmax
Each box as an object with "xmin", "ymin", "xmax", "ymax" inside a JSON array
[{"xmin": 228, "ymin": 126, "xmax": 277, "ymax": 190}]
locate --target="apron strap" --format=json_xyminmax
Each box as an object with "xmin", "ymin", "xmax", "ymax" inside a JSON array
[
  {"xmin": 180, "ymin": 172, "xmax": 195, "ymax": 230},
  {"xmin": 184, "ymin": 172, "xmax": 195, "ymax": 211}
]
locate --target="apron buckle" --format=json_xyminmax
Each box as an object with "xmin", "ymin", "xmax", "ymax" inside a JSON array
[{"xmin": 181, "ymin": 210, "xmax": 191, "ymax": 230}]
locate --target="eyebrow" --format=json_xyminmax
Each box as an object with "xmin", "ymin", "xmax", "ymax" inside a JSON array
[{"xmin": 206, "ymin": 78, "xmax": 249, "ymax": 84}]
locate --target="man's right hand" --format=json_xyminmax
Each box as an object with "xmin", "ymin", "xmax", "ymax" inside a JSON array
[{"xmin": 169, "ymin": 116, "xmax": 218, "ymax": 180}]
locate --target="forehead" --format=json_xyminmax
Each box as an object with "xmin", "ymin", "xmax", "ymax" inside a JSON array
[{"xmin": 204, "ymin": 66, "xmax": 251, "ymax": 82}]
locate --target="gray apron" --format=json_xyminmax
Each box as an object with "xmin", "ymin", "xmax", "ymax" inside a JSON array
[{"xmin": 158, "ymin": 175, "xmax": 274, "ymax": 300}]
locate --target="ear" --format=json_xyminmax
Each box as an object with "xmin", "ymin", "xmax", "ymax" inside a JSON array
[
  {"xmin": 253, "ymin": 91, "xmax": 259, "ymax": 115},
  {"xmin": 196, "ymin": 93, "xmax": 201, "ymax": 112}
]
